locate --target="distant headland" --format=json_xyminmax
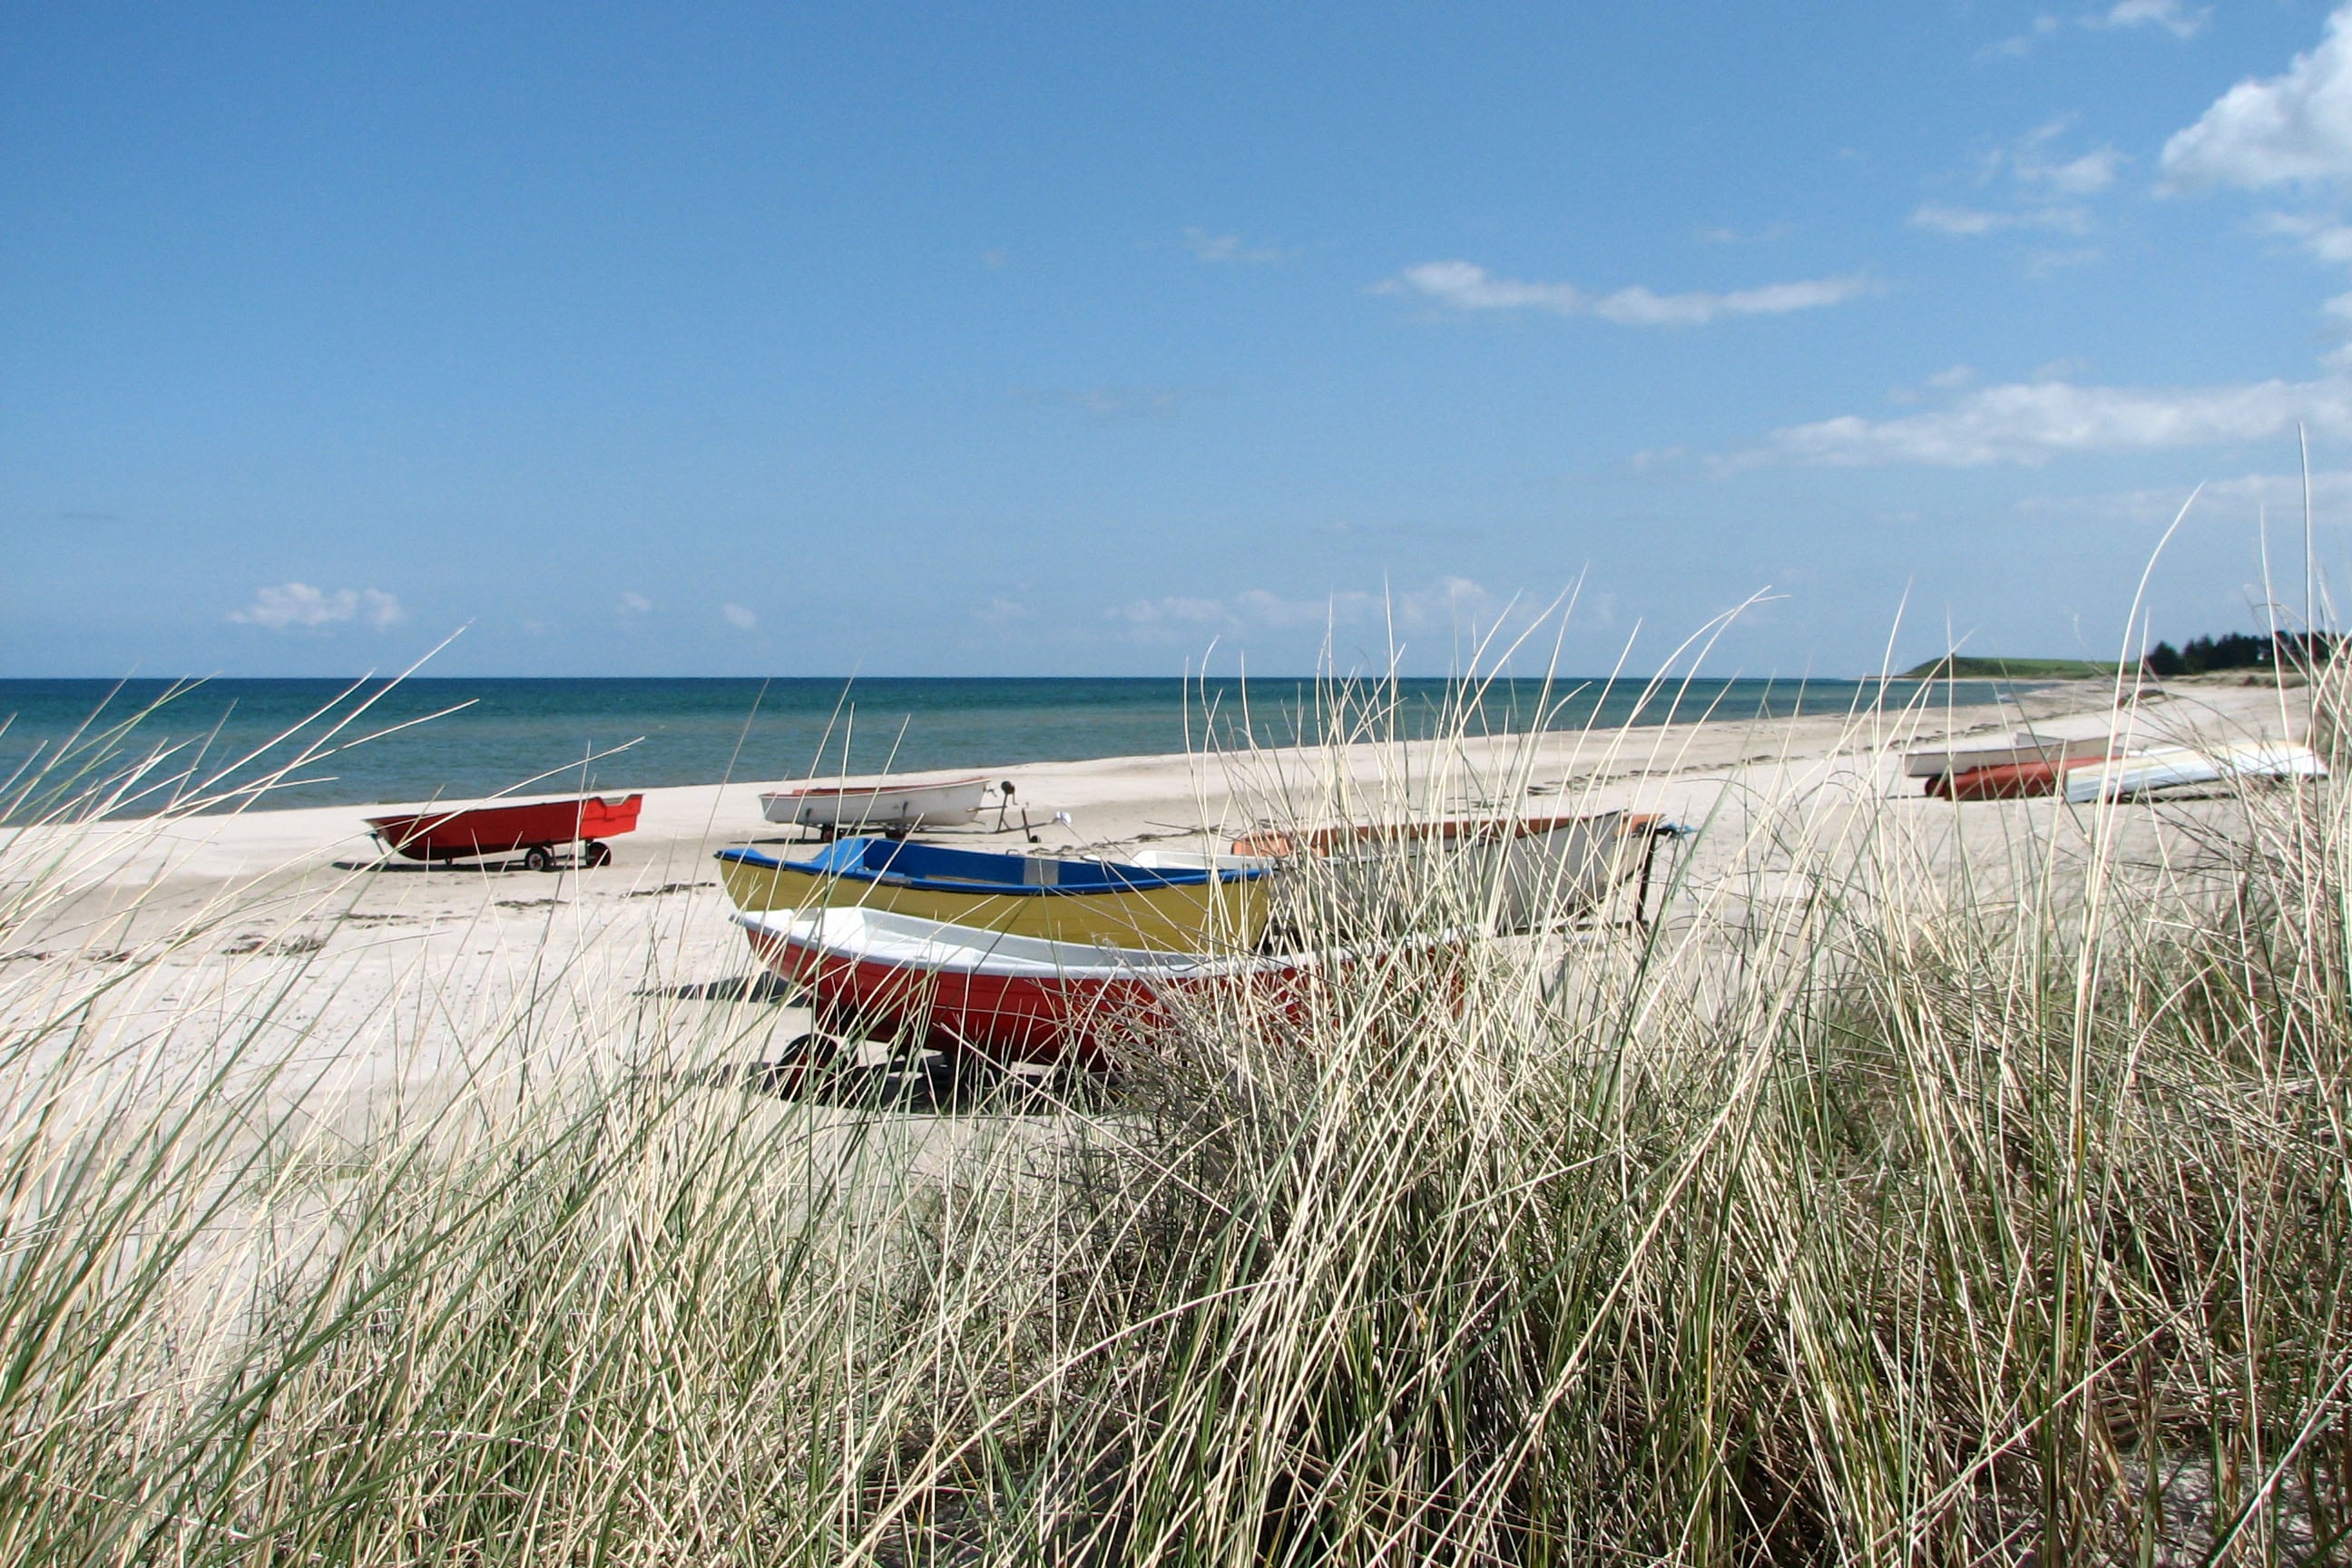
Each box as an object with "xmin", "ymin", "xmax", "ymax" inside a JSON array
[
  {"xmin": 1896, "ymin": 656, "xmax": 2131, "ymax": 681},
  {"xmin": 1902, "ymin": 631, "xmax": 2337, "ymax": 682}
]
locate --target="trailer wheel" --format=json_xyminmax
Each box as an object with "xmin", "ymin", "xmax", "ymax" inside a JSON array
[
  {"xmin": 583, "ymin": 839, "xmax": 612, "ymax": 867},
  {"xmin": 523, "ymin": 845, "xmax": 554, "ymax": 872},
  {"xmin": 759, "ymin": 1032, "xmax": 852, "ymax": 1096}
]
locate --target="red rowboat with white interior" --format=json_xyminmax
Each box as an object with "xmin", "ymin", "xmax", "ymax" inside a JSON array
[{"xmin": 735, "ymin": 906, "xmax": 1433, "ymax": 1067}]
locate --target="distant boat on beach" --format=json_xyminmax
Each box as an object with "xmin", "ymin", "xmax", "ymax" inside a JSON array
[
  {"xmin": 1912, "ymin": 733, "xmax": 2328, "ymax": 801},
  {"xmin": 758, "ymin": 774, "xmax": 989, "ymax": 834},
  {"xmin": 2062, "ymin": 741, "xmax": 2327, "ymax": 803},
  {"xmin": 367, "ymin": 793, "xmax": 642, "ymax": 869},
  {"xmin": 1904, "ymin": 733, "xmax": 2119, "ymax": 780}
]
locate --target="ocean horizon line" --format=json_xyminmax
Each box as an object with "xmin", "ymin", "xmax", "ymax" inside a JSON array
[{"xmin": 6, "ymin": 671, "xmax": 2024, "ymax": 686}]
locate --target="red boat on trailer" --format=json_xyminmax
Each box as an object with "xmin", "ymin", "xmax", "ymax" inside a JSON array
[
  {"xmin": 367, "ymin": 793, "xmax": 643, "ymax": 871},
  {"xmin": 735, "ymin": 906, "xmax": 1449, "ymax": 1068}
]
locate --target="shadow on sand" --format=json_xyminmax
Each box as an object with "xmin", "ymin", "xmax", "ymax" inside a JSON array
[
  {"xmin": 332, "ymin": 857, "xmax": 549, "ymax": 875},
  {"xmin": 640, "ymin": 973, "xmax": 801, "ymax": 1004},
  {"xmin": 678, "ymin": 1052, "xmax": 1109, "ymax": 1115}
]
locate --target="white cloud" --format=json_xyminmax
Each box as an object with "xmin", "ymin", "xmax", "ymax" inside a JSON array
[
  {"xmin": 1912, "ymin": 122, "xmax": 2118, "ymax": 245},
  {"xmin": 1184, "ymin": 227, "xmax": 1289, "ymax": 265},
  {"xmin": 2019, "ymin": 466, "xmax": 2352, "ymax": 523},
  {"xmin": 2162, "ymin": 7, "xmax": 2352, "ymax": 189},
  {"xmin": 1231, "ymin": 588, "xmax": 1347, "ymax": 631},
  {"xmin": 1112, "ymin": 595, "xmax": 1227, "ymax": 631},
  {"xmin": 1015, "ymin": 385, "xmax": 1199, "ymax": 419},
  {"xmin": 1766, "ymin": 374, "xmax": 2352, "ymax": 466},
  {"xmin": 1383, "ymin": 260, "xmax": 1873, "ymax": 326},
  {"xmin": 1984, "ymin": 14, "xmax": 2060, "ymax": 58},
  {"xmin": 1891, "ymin": 366, "xmax": 1976, "ymax": 406},
  {"xmin": 1909, "ymin": 203, "xmax": 2007, "ymax": 237},
  {"xmin": 1594, "ymin": 279, "xmax": 1872, "ymax": 325},
  {"xmin": 2024, "ymin": 246, "xmax": 2106, "ymax": 277},
  {"xmin": 2097, "ymin": 0, "xmax": 2207, "ymax": 39},
  {"xmin": 616, "ymin": 591, "xmax": 653, "ymax": 616},
  {"xmin": 1910, "ymin": 201, "xmax": 2090, "ymax": 236},
  {"xmin": 1998, "ymin": 2, "xmax": 2206, "ymax": 53},
  {"xmin": 2250, "ymin": 216, "xmax": 2352, "ymax": 356},
  {"xmin": 1384, "ymin": 261, "xmax": 1584, "ymax": 313},
  {"xmin": 2263, "ymin": 211, "xmax": 2352, "ymax": 263},
  {"xmin": 228, "ymin": 583, "xmax": 405, "ymax": 631},
  {"xmin": 721, "ymin": 603, "xmax": 757, "ymax": 631},
  {"xmin": 2026, "ymin": 146, "xmax": 2122, "ymax": 196},
  {"xmin": 1112, "ymin": 578, "xmax": 1499, "ymax": 641}
]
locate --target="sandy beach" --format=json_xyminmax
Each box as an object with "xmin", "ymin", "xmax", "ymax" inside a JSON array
[{"xmin": 0, "ymin": 674, "xmax": 2305, "ymax": 1116}]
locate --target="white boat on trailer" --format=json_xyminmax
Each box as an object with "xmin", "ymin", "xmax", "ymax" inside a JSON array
[
  {"xmin": 759, "ymin": 774, "xmax": 991, "ymax": 834},
  {"xmin": 2062, "ymin": 741, "xmax": 2327, "ymax": 803}
]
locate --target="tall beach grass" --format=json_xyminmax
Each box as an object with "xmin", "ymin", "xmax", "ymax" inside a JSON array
[{"xmin": 0, "ymin": 655, "xmax": 2347, "ymax": 1563}]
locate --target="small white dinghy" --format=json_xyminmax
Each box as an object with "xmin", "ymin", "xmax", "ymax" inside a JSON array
[
  {"xmin": 2063, "ymin": 741, "xmax": 2328, "ymax": 803},
  {"xmin": 759, "ymin": 774, "xmax": 990, "ymax": 833}
]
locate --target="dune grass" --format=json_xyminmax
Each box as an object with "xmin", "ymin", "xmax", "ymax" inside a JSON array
[{"xmin": 0, "ymin": 660, "xmax": 2348, "ymax": 1563}]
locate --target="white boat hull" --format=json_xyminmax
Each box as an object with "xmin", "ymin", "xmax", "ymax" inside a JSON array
[
  {"xmin": 2063, "ymin": 742, "xmax": 2327, "ymax": 802},
  {"xmin": 759, "ymin": 775, "xmax": 989, "ymax": 831}
]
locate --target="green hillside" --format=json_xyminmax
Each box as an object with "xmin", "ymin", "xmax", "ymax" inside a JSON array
[{"xmin": 1896, "ymin": 655, "xmax": 2132, "ymax": 681}]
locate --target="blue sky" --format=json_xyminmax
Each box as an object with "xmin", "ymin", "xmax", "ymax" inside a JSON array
[{"xmin": 6, "ymin": 2, "xmax": 2352, "ymax": 677}]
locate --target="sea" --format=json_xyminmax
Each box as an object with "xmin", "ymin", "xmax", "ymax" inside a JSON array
[{"xmin": 0, "ymin": 676, "xmax": 2020, "ymax": 818}]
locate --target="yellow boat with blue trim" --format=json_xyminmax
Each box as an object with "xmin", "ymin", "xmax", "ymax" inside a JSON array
[{"xmin": 713, "ymin": 836, "xmax": 1270, "ymax": 952}]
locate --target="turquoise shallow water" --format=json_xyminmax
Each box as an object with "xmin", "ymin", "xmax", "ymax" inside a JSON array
[{"xmin": 0, "ymin": 676, "xmax": 2020, "ymax": 818}]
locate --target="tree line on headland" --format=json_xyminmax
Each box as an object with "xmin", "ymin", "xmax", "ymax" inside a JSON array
[{"xmin": 1901, "ymin": 630, "xmax": 2340, "ymax": 681}]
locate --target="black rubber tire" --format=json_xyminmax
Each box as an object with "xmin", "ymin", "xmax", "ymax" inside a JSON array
[
  {"xmin": 760, "ymin": 1032, "xmax": 854, "ymax": 1096},
  {"xmin": 584, "ymin": 839, "xmax": 612, "ymax": 867},
  {"xmin": 926, "ymin": 1053, "xmax": 1004, "ymax": 1101},
  {"xmin": 523, "ymin": 845, "xmax": 554, "ymax": 872}
]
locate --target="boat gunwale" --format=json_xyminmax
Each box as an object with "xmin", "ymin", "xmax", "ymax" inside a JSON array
[
  {"xmin": 735, "ymin": 905, "xmax": 1448, "ymax": 983},
  {"xmin": 713, "ymin": 841, "xmax": 1269, "ymax": 897}
]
